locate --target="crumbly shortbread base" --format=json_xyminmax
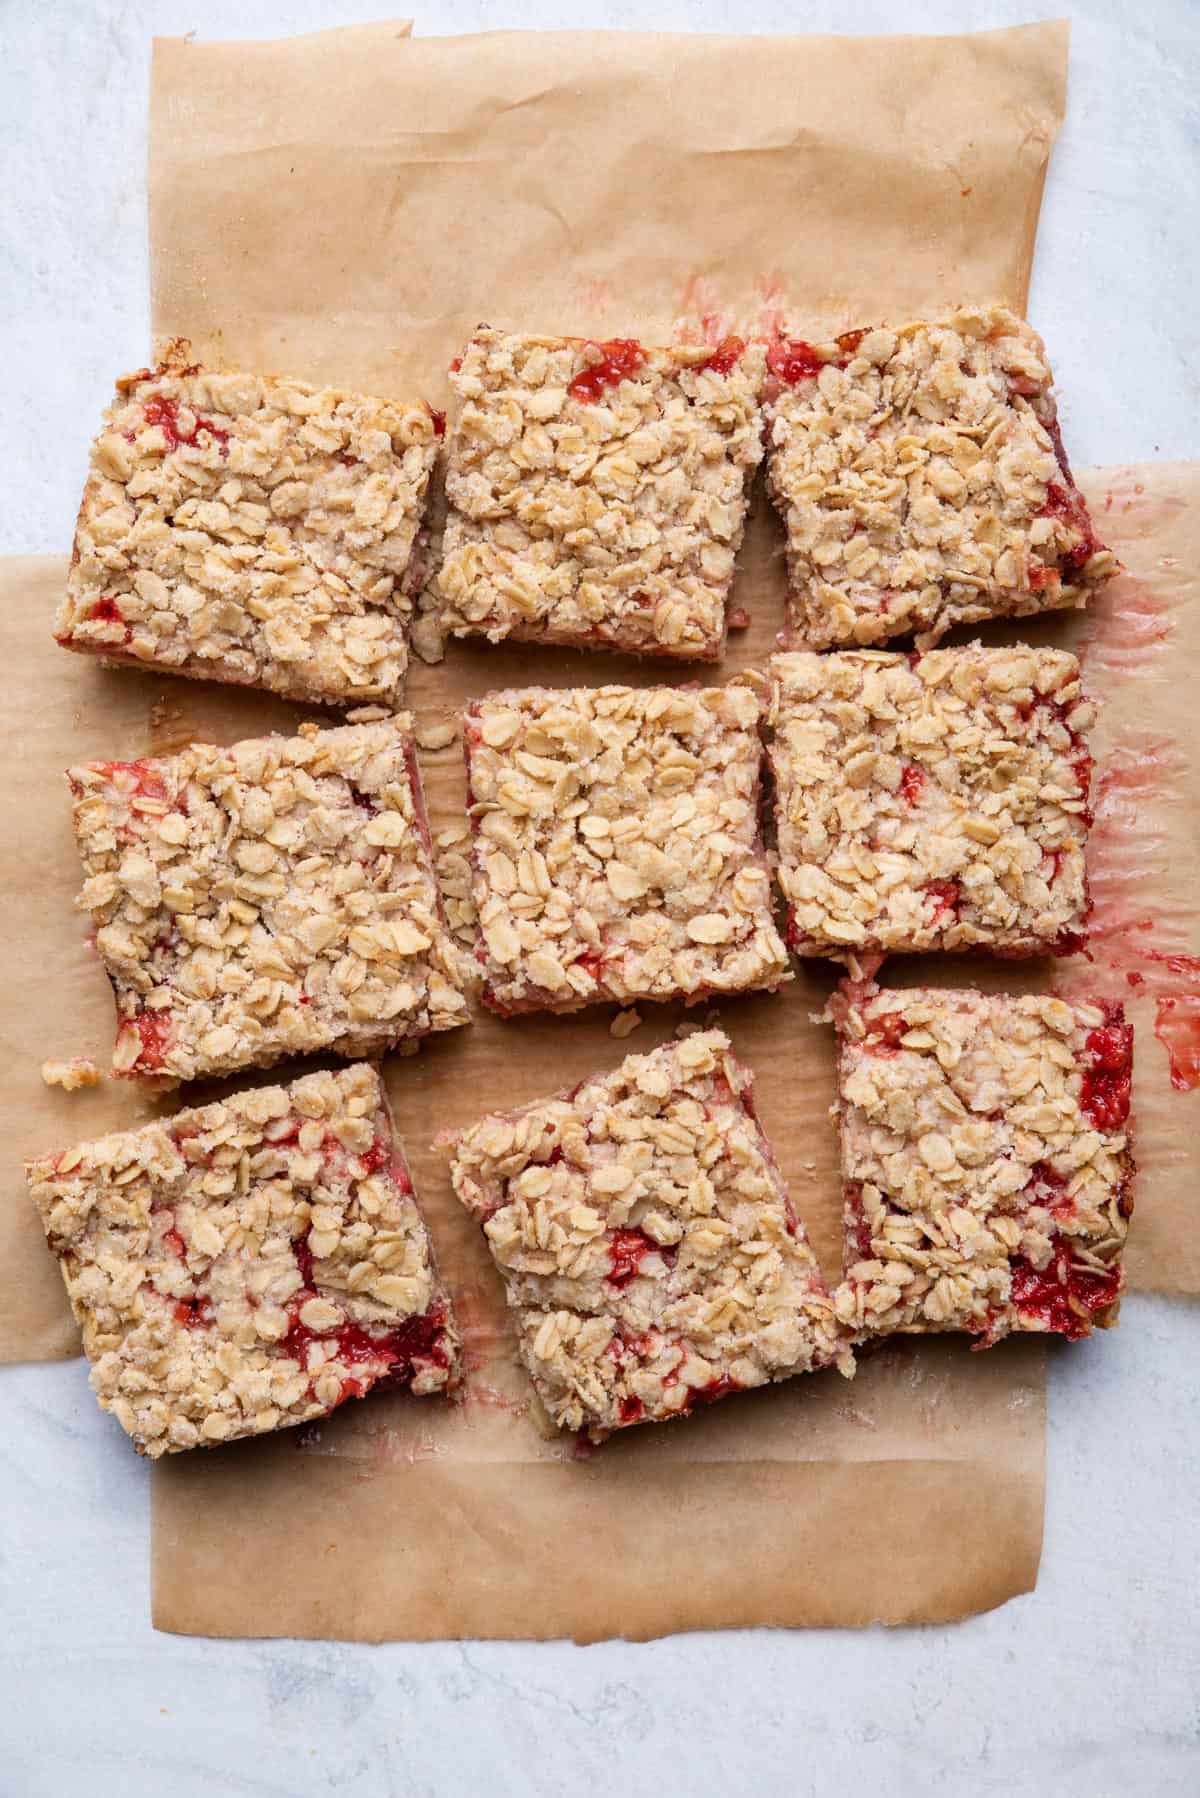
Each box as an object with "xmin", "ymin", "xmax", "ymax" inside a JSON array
[
  {"xmin": 465, "ymin": 682, "xmax": 789, "ymax": 1015},
  {"xmin": 831, "ymin": 986, "xmax": 1133, "ymax": 1343},
  {"xmin": 438, "ymin": 329, "xmax": 766, "ymax": 659},
  {"xmin": 56, "ymin": 359, "xmax": 439, "ymax": 706},
  {"xmin": 446, "ymin": 1030, "xmax": 852, "ymax": 1439},
  {"xmin": 25, "ymin": 1065, "xmax": 459, "ymax": 1457},
  {"xmin": 765, "ymin": 306, "xmax": 1117, "ymax": 650},
  {"xmin": 68, "ymin": 717, "xmax": 470, "ymax": 1082},
  {"xmin": 770, "ymin": 645, "xmax": 1094, "ymax": 961}
]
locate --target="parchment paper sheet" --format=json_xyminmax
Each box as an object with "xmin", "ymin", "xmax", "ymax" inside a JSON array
[
  {"xmin": 3, "ymin": 15, "xmax": 1188, "ymax": 1640},
  {"xmin": 150, "ymin": 17, "xmax": 1069, "ymax": 1640},
  {"xmin": 149, "ymin": 20, "xmax": 1067, "ymax": 396},
  {"xmin": 151, "ymin": 1338, "xmax": 1045, "ymax": 1642}
]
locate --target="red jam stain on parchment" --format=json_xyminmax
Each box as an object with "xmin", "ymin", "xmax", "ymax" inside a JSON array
[
  {"xmin": 1069, "ymin": 730, "xmax": 1200, "ymax": 1092},
  {"xmin": 754, "ymin": 271, "xmax": 787, "ymax": 341},
  {"xmin": 1060, "ymin": 477, "xmax": 1200, "ymax": 1092},
  {"xmin": 453, "ymin": 1285, "xmax": 528, "ymax": 1418},
  {"xmin": 673, "ymin": 275, "xmax": 731, "ymax": 348}
]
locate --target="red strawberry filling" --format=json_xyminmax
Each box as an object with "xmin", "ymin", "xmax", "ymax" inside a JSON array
[
  {"xmin": 606, "ymin": 1228, "xmax": 660, "ymax": 1288},
  {"xmin": 1008, "ymin": 1233, "xmax": 1122, "ymax": 1340},
  {"xmin": 699, "ymin": 335, "xmax": 746, "ymax": 375},
  {"xmin": 924, "ymin": 878, "xmax": 962, "ymax": 925},
  {"xmin": 568, "ymin": 339, "xmax": 646, "ymax": 403},
  {"xmin": 131, "ymin": 1010, "xmax": 172, "ymax": 1070},
  {"xmin": 899, "ymin": 764, "xmax": 925, "ymax": 806},
  {"xmin": 862, "ymin": 1012, "xmax": 909, "ymax": 1055},
  {"xmin": 1079, "ymin": 1006, "xmax": 1134, "ymax": 1131},
  {"xmin": 142, "ymin": 391, "xmax": 230, "ymax": 453}
]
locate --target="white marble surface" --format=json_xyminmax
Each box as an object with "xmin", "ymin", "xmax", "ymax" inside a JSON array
[{"xmin": 1, "ymin": 2, "xmax": 1198, "ymax": 1793}]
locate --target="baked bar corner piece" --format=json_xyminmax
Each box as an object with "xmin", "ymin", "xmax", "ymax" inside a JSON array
[
  {"xmin": 764, "ymin": 305, "xmax": 1117, "ymax": 650},
  {"xmin": 24, "ymin": 1063, "xmax": 460, "ymax": 1457},
  {"xmin": 832, "ymin": 985, "xmax": 1133, "ymax": 1346},
  {"xmin": 67, "ymin": 715, "xmax": 470, "ymax": 1083},
  {"xmin": 445, "ymin": 1030, "xmax": 853, "ymax": 1440},
  {"xmin": 464, "ymin": 681, "xmax": 789, "ymax": 1016},
  {"xmin": 438, "ymin": 327, "xmax": 766, "ymax": 660},
  {"xmin": 55, "ymin": 352, "xmax": 441, "ymax": 706},
  {"xmin": 770, "ymin": 644, "xmax": 1094, "ymax": 962}
]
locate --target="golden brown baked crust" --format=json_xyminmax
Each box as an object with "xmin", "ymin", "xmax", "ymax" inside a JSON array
[
  {"xmin": 26, "ymin": 1064, "xmax": 459, "ymax": 1456},
  {"xmin": 445, "ymin": 1030, "xmax": 852, "ymax": 1439},
  {"xmin": 464, "ymin": 682, "xmax": 789, "ymax": 1015},
  {"xmin": 765, "ymin": 307, "xmax": 1117, "ymax": 649},
  {"xmin": 57, "ymin": 356, "xmax": 439, "ymax": 705},
  {"xmin": 770, "ymin": 645, "xmax": 1094, "ymax": 961},
  {"xmin": 438, "ymin": 329, "xmax": 765, "ymax": 659},
  {"xmin": 68, "ymin": 717, "xmax": 470, "ymax": 1081},
  {"xmin": 832, "ymin": 986, "xmax": 1133, "ymax": 1343}
]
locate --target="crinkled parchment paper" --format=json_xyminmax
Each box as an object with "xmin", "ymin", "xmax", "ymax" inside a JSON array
[{"xmin": 14, "ymin": 17, "xmax": 1172, "ymax": 1639}]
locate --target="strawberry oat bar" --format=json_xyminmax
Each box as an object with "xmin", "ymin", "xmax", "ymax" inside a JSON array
[
  {"xmin": 25, "ymin": 1064, "xmax": 458, "ymax": 1456},
  {"xmin": 56, "ymin": 356, "xmax": 440, "ymax": 705},
  {"xmin": 770, "ymin": 645, "xmax": 1093, "ymax": 961},
  {"xmin": 68, "ymin": 717, "xmax": 469, "ymax": 1082},
  {"xmin": 464, "ymin": 682, "xmax": 789, "ymax": 1015},
  {"xmin": 445, "ymin": 1030, "xmax": 852, "ymax": 1438},
  {"xmin": 832, "ymin": 985, "xmax": 1133, "ymax": 1344},
  {"xmin": 764, "ymin": 306, "xmax": 1116, "ymax": 650},
  {"xmin": 437, "ymin": 329, "xmax": 765, "ymax": 659}
]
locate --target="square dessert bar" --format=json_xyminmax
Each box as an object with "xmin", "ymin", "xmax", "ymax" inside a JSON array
[
  {"xmin": 25, "ymin": 1064, "xmax": 460, "ymax": 1457},
  {"xmin": 765, "ymin": 306, "xmax": 1116, "ymax": 650},
  {"xmin": 445, "ymin": 1030, "xmax": 852, "ymax": 1439},
  {"xmin": 832, "ymin": 985, "xmax": 1133, "ymax": 1344},
  {"xmin": 464, "ymin": 682, "xmax": 789, "ymax": 1015},
  {"xmin": 68, "ymin": 716, "xmax": 469, "ymax": 1082},
  {"xmin": 438, "ymin": 328, "xmax": 766, "ymax": 659},
  {"xmin": 770, "ymin": 645, "xmax": 1094, "ymax": 961},
  {"xmin": 56, "ymin": 355, "xmax": 441, "ymax": 706}
]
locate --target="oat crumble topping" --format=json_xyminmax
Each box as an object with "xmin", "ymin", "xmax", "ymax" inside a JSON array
[
  {"xmin": 25, "ymin": 1064, "xmax": 459, "ymax": 1456},
  {"xmin": 41, "ymin": 1058, "xmax": 103, "ymax": 1092},
  {"xmin": 465, "ymin": 682, "xmax": 789, "ymax": 1015},
  {"xmin": 438, "ymin": 329, "xmax": 766, "ymax": 659},
  {"xmin": 445, "ymin": 1030, "xmax": 853, "ymax": 1438},
  {"xmin": 770, "ymin": 645, "xmax": 1094, "ymax": 960},
  {"xmin": 832, "ymin": 986, "xmax": 1133, "ymax": 1343},
  {"xmin": 765, "ymin": 307, "xmax": 1116, "ymax": 649},
  {"xmin": 68, "ymin": 717, "xmax": 470, "ymax": 1082},
  {"xmin": 56, "ymin": 356, "xmax": 439, "ymax": 706}
]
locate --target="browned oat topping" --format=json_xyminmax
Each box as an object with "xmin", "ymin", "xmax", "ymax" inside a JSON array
[
  {"xmin": 67, "ymin": 717, "xmax": 470, "ymax": 1083},
  {"xmin": 25, "ymin": 1064, "xmax": 459, "ymax": 1457},
  {"xmin": 437, "ymin": 329, "xmax": 766, "ymax": 659},
  {"xmin": 464, "ymin": 682, "xmax": 789, "ymax": 1016},
  {"xmin": 56, "ymin": 357, "xmax": 439, "ymax": 706},
  {"xmin": 832, "ymin": 985, "xmax": 1133, "ymax": 1344},
  {"xmin": 765, "ymin": 307, "xmax": 1116, "ymax": 650},
  {"xmin": 770, "ymin": 645, "xmax": 1094, "ymax": 961},
  {"xmin": 444, "ymin": 1030, "xmax": 853, "ymax": 1439}
]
